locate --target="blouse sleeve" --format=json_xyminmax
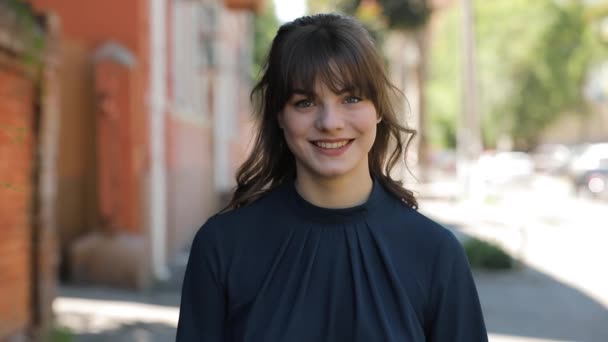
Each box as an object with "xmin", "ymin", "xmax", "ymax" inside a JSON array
[
  {"xmin": 176, "ymin": 218, "xmax": 226, "ymax": 341},
  {"xmin": 426, "ymin": 231, "xmax": 488, "ymax": 342}
]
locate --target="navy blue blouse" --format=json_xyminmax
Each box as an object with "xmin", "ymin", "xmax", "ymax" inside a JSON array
[{"xmin": 177, "ymin": 180, "xmax": 488, "ymax": 341}]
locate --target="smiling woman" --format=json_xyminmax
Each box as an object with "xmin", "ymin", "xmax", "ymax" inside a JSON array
[
  {"xmin": 229, "ymin": 13, "xmax": 419, "ymax": 210},
  {"xmin": 177, "ymin": 13, "xmax": 488, "ymax": 342}
]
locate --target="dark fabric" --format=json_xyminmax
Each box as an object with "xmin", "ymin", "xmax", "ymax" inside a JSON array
[{"xmin": 177, "ymin": 180, "xmax": 488, "ymax": 341}]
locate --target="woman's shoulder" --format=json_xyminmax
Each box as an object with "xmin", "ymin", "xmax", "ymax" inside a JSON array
[
  {"xmin": 195, "ymin": 184, "xmax": 289, "ymax": 236},
  {"xmin": 376, "ymin": 192, "xmax": 461, "ymax": 251},
  {"xmin": 402, "ymin": 205, "xmax": 456, "ymax": 241},
  {"xmin": 218, "ymin": 184, "xmax": 288, "ymax": 219},
  {"xmin": 188, "ymin": 184, "xmax": 294, "ymax": 264}
]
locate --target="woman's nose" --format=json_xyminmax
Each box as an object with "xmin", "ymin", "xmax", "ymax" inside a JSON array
[{"xmin": 315, "ymin": 104, "xmax": 345, "ymax": 131}]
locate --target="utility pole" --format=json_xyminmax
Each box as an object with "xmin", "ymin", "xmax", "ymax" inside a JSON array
[{"xmin": 458, "ymin": 0, "xmax": 482, "ymax": 198}]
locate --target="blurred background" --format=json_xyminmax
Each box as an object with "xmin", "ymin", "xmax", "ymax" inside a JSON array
[{"xmin": 0, "ymin": 0, "xmax": 607, "ymax": 341}]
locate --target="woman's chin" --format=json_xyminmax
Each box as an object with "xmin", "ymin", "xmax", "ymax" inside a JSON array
[
  {"xmin": 311, "ymin": 166, "xmax": 354, "ymax": 180},
  {"xmin": 299, "ymin": 157, "xmax": 368, "ymax": 181}
]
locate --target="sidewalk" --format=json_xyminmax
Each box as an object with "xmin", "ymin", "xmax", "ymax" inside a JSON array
[
  {"xmin": 54, "ymin": 285, "xmax": 181, "ymax": 341},
  {"xmin": 473, "ymin": 266, "xmax": 608, "ymax": 342},
  {"xmin": 53, "ymin": 250, "xmax": 187, "ymax": 341},
  {"xmin": 417, "ymin": 174, "xmax": 608, "ymax": 342}
]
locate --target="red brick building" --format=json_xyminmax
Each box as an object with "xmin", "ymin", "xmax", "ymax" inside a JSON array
[
  {"xmin": 0, "ymin": 2, "xmax": 60, "ymax": 340},
  {"xmin": 26, "ymin": 0, "xmax": 263, "ymax": 289},
  {"xmin": 1, "ymin": 0, "xmax": 261, "ymax": 335}
]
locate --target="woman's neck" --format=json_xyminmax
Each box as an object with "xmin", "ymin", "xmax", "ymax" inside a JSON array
[{"xmin": 294, "ymin": 170, "xmax": 374, "ymax": 209}]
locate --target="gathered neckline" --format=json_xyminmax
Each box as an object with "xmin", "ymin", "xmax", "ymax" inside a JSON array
[{"xmin": 284, "ymin": 178, "xmax": 385, "ymax": 224}]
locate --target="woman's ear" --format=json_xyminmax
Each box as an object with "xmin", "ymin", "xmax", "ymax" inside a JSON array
[{"xmin": 376, "ymin": 116, "xmax": 383, "ymax": 124}]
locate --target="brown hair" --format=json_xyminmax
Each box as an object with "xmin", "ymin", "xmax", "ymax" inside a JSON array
[{"xmin": 225, "ymin": 13, "xmax": 418, "ymax": 211}]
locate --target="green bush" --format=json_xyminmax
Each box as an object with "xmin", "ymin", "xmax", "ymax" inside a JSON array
[
  {"xmin": 463, "ymin": 238, "xmax": 513, "ymax": 270},
  {"xmin": 47, "ymin": 326, "xmax": 73, "ymax": 342}
]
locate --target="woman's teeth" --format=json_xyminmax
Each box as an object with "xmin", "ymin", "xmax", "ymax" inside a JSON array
[{"xmin": 314, "ymin": 140, "xmax": 350, "ymax": 149}]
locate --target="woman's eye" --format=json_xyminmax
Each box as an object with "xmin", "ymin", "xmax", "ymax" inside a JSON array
[
  {"xmin": 294, "ymin": 99, "xmax": 314, "ymax": 108},
  {"xmin": 345, "ymin": 96, "xmax": 362, "ymax": 104}
]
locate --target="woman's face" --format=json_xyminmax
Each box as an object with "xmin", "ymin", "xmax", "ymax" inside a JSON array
[{"xmin": 278, "ymin": 80, "xmax": 378, "ymax": 183}]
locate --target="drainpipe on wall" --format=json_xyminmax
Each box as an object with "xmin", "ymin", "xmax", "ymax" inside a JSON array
[{"xmin": 149, "ymin": 0, "xmax": 170, "ymax": 281}]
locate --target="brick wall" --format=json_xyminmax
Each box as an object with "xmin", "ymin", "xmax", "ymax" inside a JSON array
[
  {"xmin": 0, "ymin": 61, "xmax": 35, "ymax": 340},
  {"xmin": 0, "ymin": 5, "xmax": 59, "ymax": 339},
  {"xmin": 31, "ymin": 0, "xmax": 151, "ymax": 261}
]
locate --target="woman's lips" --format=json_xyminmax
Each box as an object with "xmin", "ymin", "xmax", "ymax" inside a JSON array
[{"xmin": 310, "ymin": 139, "xmax": 354, "ymax": 156}]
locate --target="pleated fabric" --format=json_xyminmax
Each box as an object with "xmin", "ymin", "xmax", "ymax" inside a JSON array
[{"xmin": 177, "ymin": 180, "xmax": 488, "ymax": 342}]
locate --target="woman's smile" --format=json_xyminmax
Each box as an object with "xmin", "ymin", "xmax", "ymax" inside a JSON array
[{"xmin": 310, "ymin": 139, "xmax": 355, "ymax": 156}]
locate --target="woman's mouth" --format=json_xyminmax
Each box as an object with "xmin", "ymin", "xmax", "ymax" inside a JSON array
[
  {"xmin": 312, "ymin": 140, "xmax": 352, "ymax": 149},
  {"xmin": 310, "ymin": 139, "xmax": 354, "ymax": 156}
]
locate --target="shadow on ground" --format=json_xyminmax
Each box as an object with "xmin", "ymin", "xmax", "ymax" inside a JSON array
[
  {"xmin": 58, "ymin": 285, "xmax": 181, "ymax": 308},
  {"xmin": 71, "ymin": 321, "xmax": 177, "ymax": 342},
  {"xmin": 446, "ymin": 222, "xmax": 608, "ymax": 342}
]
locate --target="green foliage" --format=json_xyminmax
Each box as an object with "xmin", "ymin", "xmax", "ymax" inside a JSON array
[
  {"xmin": 307, "ymin": 0, "xmax": 431, "ymax": 82},
  {"xmin": 5, "ymin": 0, "xmax": 46, "ymax": 69},
  {"xmin": 431, "ymin": 116, "xmax": 457, "ymax": 149},
  {"xmin": 504, "ymin": 2, "xmax": 606, "ymax": 148},
  {"xmin": 47, "ymin": 326, "xmax": 73, "ymax": 342},
  {"xmin": 306, "ymin": 0, "xmax": 385, "ymax": 44},
  {"xmin": 251, "ymin": 0, "xmax": 279, "ymax": 81},
  {"xmin": 318, "ymin": 0, "xmax": 432, "ymax": 29},
  {"xmin": 426, "ymin": 0, "xmax": 608, "ymax": 150},
  {"xmin": 464, "ymin": 237, "xmax": 513, "ymax": 270},
  {"xmin": 478, "ymin": 0, "xmax": 608, "ymax": 149},
  {"xmin": 475, "ymin": 0, "xmax": 552, "ymax": 148},
  {"xmin": 377, "ymin": 0, "xmax": 431, "ymax": 30},
  {"xmin": 308, "ymin": 0, "xmax": 361, "ymax": 15},
  {"xmin": 426, "ymin": 6, "xmax": 461, "ymax": 149}
]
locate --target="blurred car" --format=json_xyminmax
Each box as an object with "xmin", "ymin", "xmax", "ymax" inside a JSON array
[
  {"xmin": 531, "ymin": 143, "xmax": 571, "ymax": 174},
  {"xmin": 567, "ymin": 142, "xmax": 608, "ymax": 184},
  {"xmin": 477, "ymin": 151, "xmax": 534, "ymax": 185},
  {"xmin": 574, "ymin": 167, "xmax": 608, "ymax": 201}
]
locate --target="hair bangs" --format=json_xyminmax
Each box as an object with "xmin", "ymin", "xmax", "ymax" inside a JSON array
[{"xmin": 281, "ymin": 31, "xmax": 374, "ymax": 101}]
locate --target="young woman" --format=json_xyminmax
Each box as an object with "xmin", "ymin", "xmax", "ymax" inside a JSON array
[{"xmin": 177, "ymin": 13, "xmax": 487, "ymax": 342}]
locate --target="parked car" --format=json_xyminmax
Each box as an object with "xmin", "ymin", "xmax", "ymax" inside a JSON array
[
  {"xmin": 531, "ymin": 143, "xmax": 571, "ymax": 174},
  {"xmin": 574, "ymin": 167, "xmax": 608, "ymax": 200},
  {"xmin": 572, "ymin": 151, "xmax": 608, "ymax": 200},
  {"xmin": 566, "ymin": 143, "xmax": 608, "ymax": 186}
]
